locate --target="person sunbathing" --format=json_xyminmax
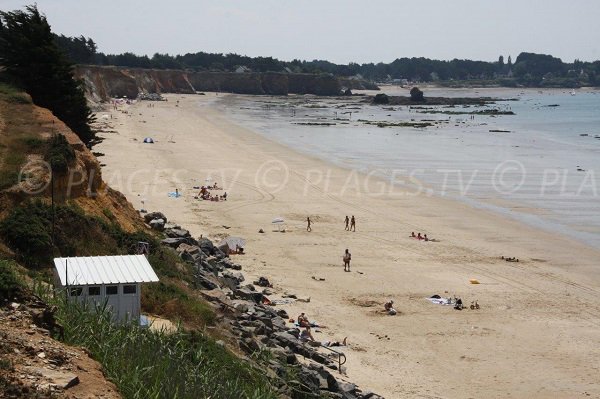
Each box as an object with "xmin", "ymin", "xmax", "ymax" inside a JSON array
[
  {"xmin": 322, "ymin": 337, "xmax": 348, "ymax": 347},
  {"xmin": 423, "ymin": 234, "xmax": 429, "ymax": 241},
  {"xmin": 298, "ymin": 312, "xmax": 310, "ymax": 327},
  {"xmin": 417, "ymin": 233, "xmax": 423, "ymax": 240},
  {"xmin": 411, "ymin": 232, "xmax": 416, "ymax": 238}
]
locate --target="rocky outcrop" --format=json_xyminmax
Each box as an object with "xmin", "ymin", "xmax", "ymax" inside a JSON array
[{"xmin": 75, "ymin": 66, "xmax": 379, "ymax": 101}]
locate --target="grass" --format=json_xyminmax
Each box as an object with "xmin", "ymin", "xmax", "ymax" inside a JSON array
[
  {"xmin": 47, "ymin": 295, "xmax": 278, "ymax": 399},
  {"xmin": 0, "ymin": 82, "xmax": 46, "ymax": 190},
  {"xmin": 0, "ymin": 82, "xmax": 31, "ymax": 104},
  {"xmin": 0, "ymin": 259, "xmax": 24, "ymax": 301}
]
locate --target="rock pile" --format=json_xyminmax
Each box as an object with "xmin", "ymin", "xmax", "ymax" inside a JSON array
[
  {"xmin": 138, "ymin": 92, "xmax": 165, "ymax": 101},
  {"xmin": 147, "ymin": 212, "xmax": 384, "ymax": 399}
]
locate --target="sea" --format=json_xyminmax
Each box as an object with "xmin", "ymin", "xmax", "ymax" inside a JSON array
[{"xmin": 214, "ymin": 86, "xmax": 600, "ymax": 250}]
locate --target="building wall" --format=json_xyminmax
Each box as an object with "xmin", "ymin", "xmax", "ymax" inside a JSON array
[{"xmin": 64, "ymin": 283, "xmax": 141, "ymax": 322}]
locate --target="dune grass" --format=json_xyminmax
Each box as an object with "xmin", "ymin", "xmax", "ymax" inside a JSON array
[{"xmin": 47, "ymin": 294, "xmax": 278, "ymax": 399}]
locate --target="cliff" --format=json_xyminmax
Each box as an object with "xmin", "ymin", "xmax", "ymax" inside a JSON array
[
  {"xmin": 75, "ymin": 65, "xmax": 378, "ymax": 101},
  {"xmin": 0, "ymin": 85, "xmax": 143, "ymax": 233}
]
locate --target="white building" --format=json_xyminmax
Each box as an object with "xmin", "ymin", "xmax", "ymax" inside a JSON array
[{"xmin": 53, "ymin": 255, "xmax": 159, "ymax": 322}]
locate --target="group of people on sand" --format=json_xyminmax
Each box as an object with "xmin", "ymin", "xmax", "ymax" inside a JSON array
[
  {"xmin": 410, "ymin": 232, "xmax": 429, "ymax": 241},
  {"xmin": 196, "ymin": 182, "xmax": 227, "ymax": 201},
  {"xmin": 297, "ymin": 312, "xmax": 347, "ymax": 347}
]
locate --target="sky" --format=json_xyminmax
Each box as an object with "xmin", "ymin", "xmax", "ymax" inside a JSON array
[{"xmin": 2, "ymin": 0, "xmax": 599, "ymax": 64}]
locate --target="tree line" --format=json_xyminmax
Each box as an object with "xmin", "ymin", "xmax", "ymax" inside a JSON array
[
  {"xmin": 0, "ymin": 5, "xmax": 94, "ymax": 143},
  {"xmin": 55, "ymin": 34, "xmax": 600, "ymax": 87}
]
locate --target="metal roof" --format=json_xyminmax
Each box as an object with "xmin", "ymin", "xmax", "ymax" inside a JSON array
[{"xmin": 53, "ymin": 255, "xmax": 159, "ymax": 286}]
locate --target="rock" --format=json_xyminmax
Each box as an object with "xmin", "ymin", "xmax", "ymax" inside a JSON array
[
  {"xmin": 258, "ymin": 228, "xmax": 265, "ymax": 233},
  {"xmin": 28, "ymin": 367, "xmax": 80, "ymax": 389},
  {"xmin": 149, "ymin": 218, "xmax": 165, "ymax": 231},
  {"xmin": 37, "ymin": 352, "xmax": 46, "ymax": 359},
  {"xmin": 197, "ymin": 238, "xmax": 217, "ymax": 255},
  {"xmin": 337, "ymin": 381, "xmax": 357, "ymax": 396},
  {"xmin": 165, "ymin": 228, "xmax": 190, "ymax": 238},
  {"xmin": 276, "ymin": 309, "xmax": 288, "ymax": 319},
  {"xmin": 271, "ymin": 317, "xmax": 287, "ymax": 331},
  {"xmin": 255, "ymin": 276, "xmax": 272, "ymax": 287},
  {"xmin": 219, "ymin": 258, "xmax": 242, "ymax": 270},
  {"xmin": 231, "ymin": 301, "xmax": 250, "ymax": 313},
  {"xmin": 10, "ymin": 302, "xmax": 20, "ymax": 310},
  {"xmin": 309, "ymin": 364, "xmax": 339, "ymax": 392},
  {"xmin": 177, "ymin": 243, "xmax": 204, "ymax": 263},
  {"xmin": 163, "ymin": 222, "xmax": 181, "ymax": 230},
  {"xmin": 234, "ymin": 288, "xmax": 263, "ymax": 304},
  {"xmin": 200, "ymin": 289, "xmax": 230, "ymax": 304},
  {"xmin": 160, "ymin": 237, "xmax": 187, "ymax": 248},
  {"xmin": 195, "ymin": 270, "xmax": 220, "ymax": 290},
  {"xmin": 373, "ymin": 93, "xmax": 389, "ymax": 104},
  {"xmin": 143, "ymin": 211, "xmax": 167, "ymax": 224}
]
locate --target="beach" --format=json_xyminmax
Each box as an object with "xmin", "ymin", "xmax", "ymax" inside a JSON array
[{"xmin": 96, "ymin": 93, "xmax": 600, "ymax": 398}]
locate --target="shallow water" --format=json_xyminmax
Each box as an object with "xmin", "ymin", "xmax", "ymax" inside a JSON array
[{"xmin": 214, "ymin": 87, "xmax": 600, "ymax": 249}]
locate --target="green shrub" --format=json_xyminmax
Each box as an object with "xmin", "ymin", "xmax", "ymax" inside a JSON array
[
  {"xmin": 0, "ymin": 202, "xmax": 52, "ymax": 263},
  {"xmin": 142, "ymin": 282, "xmax": 215, "ymax": 326},
  {"xmin": 0, "ymin": 260, "xmax": 23, "ymax": 301},
  {"xmin": 45, "ymin": 134, "xmax": 75, "ymax": 173}
]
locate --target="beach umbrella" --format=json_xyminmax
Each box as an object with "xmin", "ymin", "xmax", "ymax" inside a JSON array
[
  {"xmin": 143, "ymin": 137, "xmax": 154, "ymax": 143},
  {"xmin": 272, "ymin": 217, "xmax": 285, "ymax": 232}
]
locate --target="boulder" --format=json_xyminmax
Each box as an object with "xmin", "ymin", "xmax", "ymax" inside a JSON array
[
  {"xmin": 149, "ymin": 218, "xmax": 165, "ymax": 231},
  {"xmin": 373, "ymin": 93, "xmax": 389, "ymax": 104},
  {"xmin": 144, "ymin": 211, "xmax": 167, "ymax": 224},
  {"xmin": 161, "ymin": 237, "xmax": 187, "ymax": 248},
  {"xmin": 234, "ymin": 288, "xmax": 263, "ymax": 304},
  {"xmin": 165, "ymin": 228, "xmax": 190, "ymax": 238}
]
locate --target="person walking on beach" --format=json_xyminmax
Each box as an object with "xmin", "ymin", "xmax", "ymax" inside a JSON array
[
  {"xmin": 344, "ymin": 215, "xmax": 350, "ymax": 231},
  {"xmin": 307, "ymin": 216, "xmax": 312, "ymax": 232},
  {"xmin": 350, "ymin": 215, "xmax": 356, "ymax": 232},
  {"xmin": 343, "ymin": 249, "xmax": 351, "ymax": 272}
]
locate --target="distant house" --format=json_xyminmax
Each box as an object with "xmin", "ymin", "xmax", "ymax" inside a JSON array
[
  {"xmin": 53, "ymin": 255, "xmax": 159, "ymax": 322},
  {"xmin": 235, "ymin": 66, "xmax": 251, "ymax": 73}
]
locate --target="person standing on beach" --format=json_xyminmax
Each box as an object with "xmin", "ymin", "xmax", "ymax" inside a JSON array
[
  {"xmin": 307, "ymin": 216, "xmax": 312, "ymax": 232},
  {"xmin": 343, "ymin": 249, "xmax": 351, "ymax": 272},
  {"xmin": 344, "ymin": 216, "xmax": 350, "ymax": 231},
  {"xmin": 350, "ymin": 215, "xmax": 356, "ymax": 232}
]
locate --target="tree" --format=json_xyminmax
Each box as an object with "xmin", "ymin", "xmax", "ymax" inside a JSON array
[{"xmin": 0, "ymin": 5, "xmax": 94, "ymax": 143}]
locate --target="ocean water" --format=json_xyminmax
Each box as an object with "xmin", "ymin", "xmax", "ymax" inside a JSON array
[{"xmin": 214, "ymin": 87, "xmax": 600, "ymax": 249}]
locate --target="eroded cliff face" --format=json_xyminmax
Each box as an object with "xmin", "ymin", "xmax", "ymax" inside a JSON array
[
  {"xmin": 0, "ymin": 98, "xmax": 143, "ymax": 232},
  {"xmin": 75, "ymin": 65, "xmax": 359, "ymax": 100}
]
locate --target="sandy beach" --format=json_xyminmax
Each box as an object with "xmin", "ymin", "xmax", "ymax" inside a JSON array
[{"xmin": 96, "ymin": 93, "xmax": 600, "ymax": 399}]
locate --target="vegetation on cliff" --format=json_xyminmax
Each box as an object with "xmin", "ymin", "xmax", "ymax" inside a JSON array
[{"xmin": 0, "ymin": 5, "xmax": 95, "ymax": 143}]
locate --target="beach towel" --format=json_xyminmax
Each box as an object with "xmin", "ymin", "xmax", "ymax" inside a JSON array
[
  {"xmin": 270, "ymin": 299, "xmax": 294, "ymax": 305},
  {"xmin": 294, "ymin": 321, "xmax": 320, "ymax": 328},
  {"xmin": 426, "ymin": 296, "xmax": 453, "ymax": 305},
  {"xmin": 168, "ymin": 192, "xmax": 181, "ymax": 198}
]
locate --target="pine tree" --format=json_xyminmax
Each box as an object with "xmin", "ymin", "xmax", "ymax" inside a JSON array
[{"xmin": 0, "ymin": 5, "xmax": 94, "ymax": 143}]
